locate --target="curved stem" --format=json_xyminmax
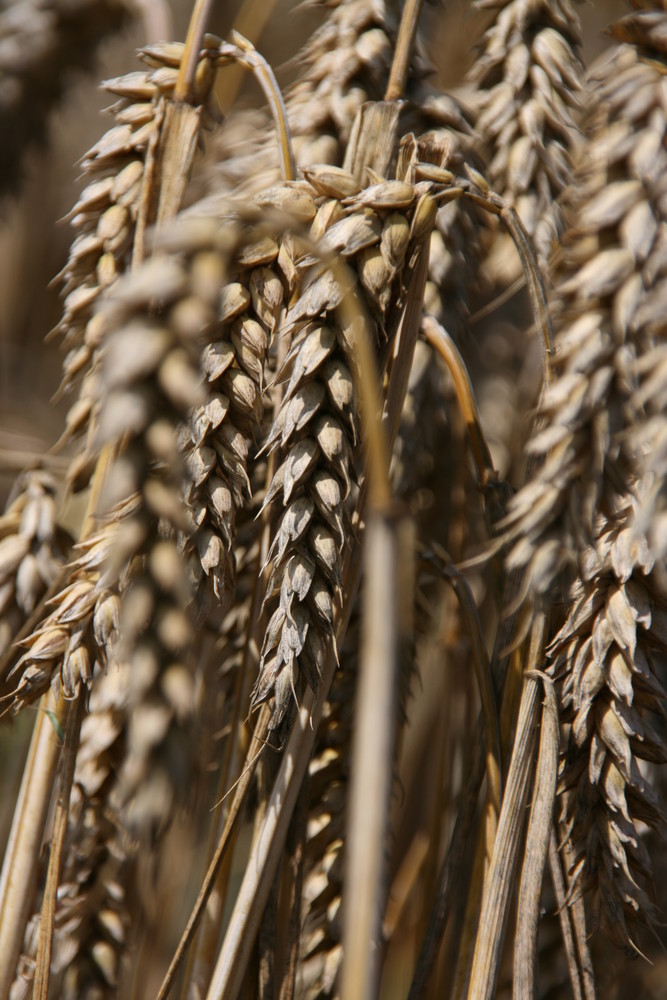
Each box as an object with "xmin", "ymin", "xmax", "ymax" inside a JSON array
[
  {"xmin": 421, "ymin": 315, "xmax": 496, "ymax": 489},
  {"xmin": 220, "ymin": 33, "xmax": 295, "ymax": 181}
]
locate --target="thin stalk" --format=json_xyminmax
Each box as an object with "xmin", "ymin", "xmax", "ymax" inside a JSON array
[
  {"xmin": 513, "ymin": 674, "xmax": 558, "ymax": 1000},
  {"xmin": 156, "ymin": 706, "xmax": 271, "ymax": 1000},
  {"xmin": 421, "ymin": 315, "xmax": 496, "ymax": 489},
  {"xmin": 277, "ymin": 781, "xmax": 307, "ymax": 1000},
  {"xmin": 548, "ymin": 833, "xmax": 583, "ymax": 1000},
  {"xmin": 383, "ymin": 232, "xmax": 432, "ymax": 449},
  {"xmin": 406, "ymin": 740, "xmax": 485, "ymax": 1000},
  {"xmin": 341, "ymin": 512, "xmax": 401, "ymax": 1000},
  {"xmin": 385, "ymin": 0, "xmax": 424, "ymax": 101},
  {"xmin": 215, "ymin": 0, "xmax": 278, "ymax": 112},
  {"xmin": 0, "ymin": 692, "xmax": 65, "ymax": 998},
  {"xmin": 407, "ymin": 565, "xmax": 527, "ymax": 1000},
  {"xmin": 557, "ymin": 837, "xmax": 597, "ymax": 1000},
  {"xmin": 218, "ymin": 34, "xmax": 295, "ymax": 181},
  {"xmin": 466, "ymin": 614, "xmax": 547, "ymax": 1000},
  {"xmin": 457, "ymin": 187, "xmax": 553, "ymax": 387},
  {"xmin": 330, "ymin": 263, "xmax": 392, "ymax": 512},
  {"xmin": 174, "ymin": 0, "xmax": 216, "ymax": 102},
  {"xmin": 32, "ymin": 692, "xmax": 85, "ymax": 1000},
  {"xmin": 423, "ymin": 550, "xmax": 502, "ymax": 822}
]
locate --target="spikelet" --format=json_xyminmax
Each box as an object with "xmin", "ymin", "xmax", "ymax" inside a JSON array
[
  {"xmin": 5, "ymin": 520, "xmax": 118, "ymax": 712},
  {"xmin": 298, "ymin": 613, "xmax": 360, "ymax": 997},
  {"xmin": 503, "ymin": 7, "xmax": 667, "ymax": 949},
  {"xmin": 0, "ymin": 0, "xmax": 129, "ymax": 195},
  {"xmin": 0, "ymin": 468, "xmax": 70, "ymax": 657},
  {"xmin": 468, "ymin": 0, "xmax": 583, "ymax": 278},
  {"xmin": 173, "ymin": 218, "xmax": 282, "ymax": 606}
]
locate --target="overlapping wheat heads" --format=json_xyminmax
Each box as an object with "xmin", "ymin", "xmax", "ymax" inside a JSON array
[
  {"xmin": 2, "ymin": 2, "xmax": 667, "ymax": 999},
  {"xmin": 502, "ymin": 0, "xmax": 667, "ymax": 961}
]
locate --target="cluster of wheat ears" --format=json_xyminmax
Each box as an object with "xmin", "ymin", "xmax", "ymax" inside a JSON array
[{"xmin": 0, "ymin": 0, "xmax": 666, "ymax": 997}]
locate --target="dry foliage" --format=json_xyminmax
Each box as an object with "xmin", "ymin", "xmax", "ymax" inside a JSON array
[{"xmin": 0, "ymin": 1, "xmax": 666, "ymax": 999}]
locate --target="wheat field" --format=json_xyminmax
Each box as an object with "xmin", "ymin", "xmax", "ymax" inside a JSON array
[{"xmin": 0, "ymin": 0, "xmax": 666, "ymax": 998}]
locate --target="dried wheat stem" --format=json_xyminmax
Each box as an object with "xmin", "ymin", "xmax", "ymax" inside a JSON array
[
  {"xmin": 467, "ymin": 613, "xmax": 548, "ymax": 1000},
  {"xmin": 547, "ymin": 831, "xmax": 595, "ymax": 1000},
  {"xmin": 328, "ymin": 257, "xmax": 391, "ymax": 511},
  {"xmin": 382, "ymin": 221, "xmax": 433, "ymax": 455},
  {"xmin": 421, "ymin": 315, "xmax": 496, "ymax": 489},
  {"xmin": 513, "ymin": 673, "xmax": 558, "ymax": 1000},
  {"xmin": 32, "ymin": 692, "xmax": 85, "ymax": 1000},
  {"xmin": 457, "ymin": 185, "xmax": 554, "ymax": 384},
  {"xmin": 174, "ymin": 0, "xmax": 216, "ymax": 101},
  {"xmin": 384, "ymin": 0, "xmax": 424, "ymax": 101},
  {"xmin": 219, "ymin": 33, "xmax": 295, "ymax": 181},
  {"xmin": 277, "ymin": 780, "xmax": 307, "ymax": 1000},
  {"xmin": 423, "ymin": 548, "xmax": 502, "ymax": 821},
  {"xmin": 341, "ymin": 512, "xmax": 401, "ymax": 1000},
  {"xmin": 0, "ymin": 691, "xmax": 66, "ymax": 999},
  {"xmin": 156, "ymin": 706, "xmax": 272, "ymax": 1000},
  {"xmin": 215, "ymin": 0, "xmax": 278, "ymax": 112},
  {"xmin": 408, "ymin": 545, "xmax": 534, "ymax": 997},
  {"xmin": 406, "ymin": 733, "xmax": 485, "ymax": 1000}
]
